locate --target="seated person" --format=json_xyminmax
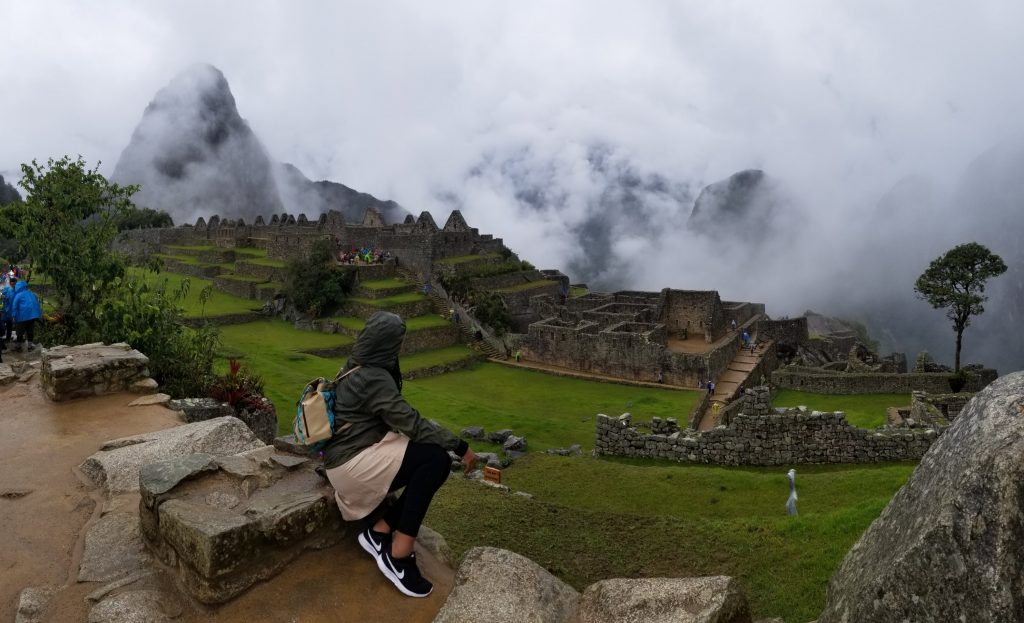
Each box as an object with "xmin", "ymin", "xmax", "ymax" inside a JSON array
[{"xmin": 322, "ymin": 311, "xmax": 477, "ymax": 597}]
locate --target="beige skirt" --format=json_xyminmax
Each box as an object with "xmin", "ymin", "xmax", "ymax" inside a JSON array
[{"xmin": 325, "ymin": 431, "xmax": 410, "ymax": 521}]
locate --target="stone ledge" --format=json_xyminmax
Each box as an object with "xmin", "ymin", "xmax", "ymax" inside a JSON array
[{"xmin": 140, "ymin": 448, "xmax": 358, "ymax": 604}]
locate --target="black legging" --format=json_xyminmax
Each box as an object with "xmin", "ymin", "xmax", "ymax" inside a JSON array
[{"xmin": 382, "ymin": 441, "xmax": 451, "ymax": 537}]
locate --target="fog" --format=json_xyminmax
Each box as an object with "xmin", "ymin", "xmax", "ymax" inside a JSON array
[{"xmin": 1, "ymin": 1, "xmax": 1022, "ymax": 370}]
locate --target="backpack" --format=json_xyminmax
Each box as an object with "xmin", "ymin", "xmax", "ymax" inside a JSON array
[{"xmin": 293, "ymin": 365, "xmax": 361, "ymax": 449}]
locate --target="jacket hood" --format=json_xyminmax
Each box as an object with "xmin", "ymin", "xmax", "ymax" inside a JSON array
[
  {"xmin": 351, "ymin": 311, "xmax": 406, "ymax": 367},
  {"xmin": 13, "ymin": 281, "xmax": 26, "ymax": 294}
]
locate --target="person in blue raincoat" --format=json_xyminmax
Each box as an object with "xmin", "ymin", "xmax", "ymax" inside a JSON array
[
  {"xmin": 12, "ymin": 280, "xmax": 42, "ymax": 352},
  {"xmin": 1, "ymin": 276, "xmax": 17, "ymax": 346}
]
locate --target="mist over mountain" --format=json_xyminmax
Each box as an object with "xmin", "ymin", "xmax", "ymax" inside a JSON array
[
  {"xmin": 0, "ymin": 174, "xmax": 20, "ymax": 204},
  {"xmin": 112, "ymin": 65, "xmax": 405, "ymax": 225},
  {"xmin": 687, "ymin": 169, "xmax": 798, "ymax": 244}
]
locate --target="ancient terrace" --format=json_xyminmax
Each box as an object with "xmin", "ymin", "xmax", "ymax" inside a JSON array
[{"xmin": 117, "ymin": 207, "xmax": 509, "ymax": 277}]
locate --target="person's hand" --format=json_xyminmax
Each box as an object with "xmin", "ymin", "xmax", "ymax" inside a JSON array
[{"xmin": 462, "ymin": 447, "xmax": 478, "ymax": 475}]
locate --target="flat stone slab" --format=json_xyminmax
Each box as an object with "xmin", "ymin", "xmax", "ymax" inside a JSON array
[
  {"xmin": 128, "ymin": 393, "xmax": 171, "ymax": 407},
  {"xmin": 129, "ymin": 377, "xmax": 159, "ymax": 394},
  {"xmin": 140, "ymin": 447, "xmax": 357, "ymax": 604},
  {"xmin": 79, "ymin": 511, "xmax": 151, "ymax": 582},
  {"xmin": 87, "ymin": 589, "xmax": 180, "ymax": 623},
  {"xmin": 0, "ymin": 363, "xmax": 16, "ymax": 386},
  {"xmin": 168, "ymin": 398, "xmax": 233, "ymax": 423},
  {"xmin": 272, "ymin": 434, "xmax": 312, "ymax": 456},
  {"xmin": 79, "ymin": 416, "xmax": 265, "ymax": 495}
]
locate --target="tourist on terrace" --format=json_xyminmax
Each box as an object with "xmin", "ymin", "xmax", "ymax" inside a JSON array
[{"xmin": 322, "ymin": 311, "xmax": 477, "ymax": 598}]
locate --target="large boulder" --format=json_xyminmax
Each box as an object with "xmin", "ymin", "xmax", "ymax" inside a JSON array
[
  {"xmin": 79, "ymin": 416, "xmax": 265, "ymax": 495},
  {"xmin": 577, "ymin": 577, "xmax": 752, "ymax": 623},
  {"xmin": 433, "ymin": 546, "xmax": 580, "ymax": 623},
  {"xmin": 819, "ymin": 371, "xmax": 1024, "ymax": 622}
]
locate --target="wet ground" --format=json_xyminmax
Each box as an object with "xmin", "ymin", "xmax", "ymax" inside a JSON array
[{"xmin": 0, "ymin": 379, "xmax": 453, "ymax": 622}]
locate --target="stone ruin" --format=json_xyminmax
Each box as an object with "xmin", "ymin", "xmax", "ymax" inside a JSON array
[{"xmin": 40, "ymin": 342, "xmax": 156, "ymax": 401}]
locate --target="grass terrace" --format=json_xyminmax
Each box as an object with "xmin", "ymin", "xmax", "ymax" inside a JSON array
[
  {"xmin": 434, "ymin": 253, "xmax": 497, "ymax": 265},
  {"xmin": 403, "ymin": 363, "xmax": 701, "ymax": 452},
  {"xmin": 427, "ymin": 456, "xmax": 915, "ymax": 622},
  {"xmin": 771, "ymin": 389, "xmax": 903, "ymax": 428},
  {"xmin": 569, "ymin": 286, "xmax": 589, "ymax": 298},
  {"xmin": 125, "ymin": 267, "xmax": 261, "ymax": 318},
  {"xmin": 359, "ymin": 278, "xmax": 409, "ymax": 290},
  {"xmin": 405, "ymin": 314, "xmax": 450, "ymax": 331},
  {"xmin": 240, "ymin": 257, "xmax": 288, "ymax": 267},
  {"xmin": 329, "ymin": 316, "xmax": 366, "ymax": 332},
  {"xmin": 349, "ymin": 292, "xmax": 427, "ymax": 307},
  {"xmin": 491, "ymin": 279, "xmax": 558, "ymax": 293}
]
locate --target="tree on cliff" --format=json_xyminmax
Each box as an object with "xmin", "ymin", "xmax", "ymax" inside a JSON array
[{"xmin": 914, "ymin": 242, "xmax": 1007, "ymax": 372}]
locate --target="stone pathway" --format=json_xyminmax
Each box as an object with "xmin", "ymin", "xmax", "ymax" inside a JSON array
[{"xmin": 698, "ymin": 340, "xmax": 772, "ymax": 432}]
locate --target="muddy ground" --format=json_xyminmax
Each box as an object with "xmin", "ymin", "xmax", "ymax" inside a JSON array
[{"xmin": 0, "ymin": 378, "xmax": 453, "ymax": 622}]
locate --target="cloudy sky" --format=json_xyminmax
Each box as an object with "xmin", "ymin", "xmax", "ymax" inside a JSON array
[{"xmin": 2, "ymin": 1, "xmax": 1022, "ymax": 366}]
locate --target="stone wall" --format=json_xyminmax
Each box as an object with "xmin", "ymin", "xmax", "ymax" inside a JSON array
[
  {"xmin": 755, "ymin": 317, "xmax": 809, "ymax": 348},
  {"xmin": 595, "ymin": 410, "xmax": 938, "ymax": 466},
  {"xmin": 910, "ymin": 391, "xmax": 972, "ymax": 423},
  {"xmin": 400, "ymin": 324, "xmax": 458, "ymax": 354},
  {"xmin": 771, "ymin": 366, "xmax": 997, "ymax": 394},
  {"xmin": 117, "ymin": 208, "xmax": 509, "ymax": 279},
  {"xmin": 659, "ymin": 290, "xmax": 723, "ymax": 342}
]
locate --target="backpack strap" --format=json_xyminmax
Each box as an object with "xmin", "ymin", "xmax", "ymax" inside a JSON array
[
  {"xmin": 330, "ymin": 366, "xmax": 362, "ymax": 434},
  {"xmin": 335, "ymin": 365, "xmax": 362, "ymax": 382}
]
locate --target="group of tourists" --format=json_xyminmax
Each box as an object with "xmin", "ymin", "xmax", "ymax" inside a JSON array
[
  {"xmin": 338, "ymin": 247, "xmax": 392, "ymax": 265},
  {"xmin": 0, "ymin": 266, "xmax": 42, "ymax": 361}
]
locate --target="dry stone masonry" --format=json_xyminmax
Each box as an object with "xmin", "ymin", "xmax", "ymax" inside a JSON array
[
  {"xmin": 40, "ymin": 343, "xmax": 153, "ymax": 401},
  {"xmin": 595, "ymin": 387, "xmax": 939, "ymax": 465}
]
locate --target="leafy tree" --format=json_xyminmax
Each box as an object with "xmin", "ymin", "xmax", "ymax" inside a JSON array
[
  {"xmin": 16, "ymin": 156, "xmax": 138, "ymax": 334},
  {"xmin": 914, "ymin": 242, "xmax": 1007, "ymax": 372},
  {"xmin": 284, "ymin": 238, "xmax": 355, "ymax": 316},
  {"xmin": 112, "ymin": 205, "xmax": 173, "ymax": 231},
  {"xmin": 473, "ymin": 291, "xmax": 513, "ymax": 336}
]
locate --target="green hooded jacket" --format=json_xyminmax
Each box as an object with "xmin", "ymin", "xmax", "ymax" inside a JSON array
[{"xmin": 322, "ymin": 311, "xmax": 468, "ymax": 469}]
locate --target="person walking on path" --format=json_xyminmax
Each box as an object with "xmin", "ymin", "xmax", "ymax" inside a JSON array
[
  {"xmin": 514, "ymin": 349, "xmax": 522, "ymax": 363},
  {"xmin": 707, "ymin": 380, "xmax": 715, "ymax": 396},
  {"xmin": 322, "ymin": 311, "xmax": 477, "ymax": 598},
  {"xmin": 1, "ymin": 276, "xmax": 15, "ymax": 346},
  {"xmin": 11, "ymin": 279, "xmax": 41, "ymax": 352}
]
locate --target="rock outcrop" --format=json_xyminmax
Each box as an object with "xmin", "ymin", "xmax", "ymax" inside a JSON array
[
  {"xmin": 433, "ymin": 546, "xmax": 754, "ymax": 623},
  {"xmin": 818, "ymin": 371, "xmax": 1024, "ymax": 622},
  {"xmin": 78, "ymin": 416, "xmax": 265, "ymax": 495},
  {"xmin": 0, "ymin": 173, "xmax": 21, "ymax": 204},
  {"xmin": 687, "ymin": 169, "xmax": 793, "ymax": 244},
  {"xmin": 577, "ymin": 577, "xmax": 752, "ymax": 623}
]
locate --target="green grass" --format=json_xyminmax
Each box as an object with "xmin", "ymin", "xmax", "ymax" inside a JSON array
[
  {"xmin": 330, "ymin": 316, "xmax": 366, "ymax": 332},
  {"xmin": 405, "ymin": 314, "xmax": 450, "ymax": 331},
  {"xmin": 359, "ymin": 278, "xmax": 410, "ymax": 290},
  {"xmin": 164, "ymin": 244, "xmax": 219, "ymax": 252},
  {"xmin": 218, "ymin": 319, "xmax": 474, "ymax": 434},
  {"xmin": 349, "ymin": 292, "xmax": 427, "ymax": 307},
  {"xmin": 219, "ymin": 274, "xmax": 267, "ymax": 283},
  {"xmin": 569, "ymin": 286, "xmax": 589, "ymax": 298},
  {"xmin": 491, "ymin": 279, "xmax": 558, "ymax": 293},
  {"xmin": 240, "ymin": 257, "xmax": 287, "ymax": 267},
  {"xmin": 434, "ymin": 253, "xmax": 496, "ymax": 265},
  {"xmin": 233, "ymin": 247, "xmax": 268, "ymax": 257},
  {"xmin": 402, "ymin": 363, "xmax": 701, "ymax": 452},
  {"xmin": 427, "ymin": 455, "xmax": 914, "ymax": 622},
  {"xmin": 771, "ymin": 390, "xmax": 905, "ymax": 428},
  {"xmin": 126, "ymin": 267, "xmax": 261, "ymax": 318}
]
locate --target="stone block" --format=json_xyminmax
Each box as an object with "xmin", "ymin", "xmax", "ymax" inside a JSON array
[
  {"xmin": 40, "ymin": 343, "xmax": 151, "ymax": 401},
  {"xmin": 577, "ymin": 576, "xmax": 752, "ymax": 623},
  {"xmin": 140, "ymin": 448, "xmax": 353, "ymax": 604},
  {"xmin": 167, "ymin": 398, "xmax": 234, "ymax": 423}
]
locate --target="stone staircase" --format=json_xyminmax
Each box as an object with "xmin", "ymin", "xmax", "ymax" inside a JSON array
[
  {"xmin": 397, "ymin": 267, "xmax": 504, "ymax": 360},
  {"xmin": 697, "ymin": 337, "xmax": 772, "ymax": 432}
]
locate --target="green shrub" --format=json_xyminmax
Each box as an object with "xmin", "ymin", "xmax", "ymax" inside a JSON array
[
  {"xmin": 473, "ymin": 291, "xmax": 513, "ymax": 336},
  {"xmin": 284, "ymin": 238, "xmax": 355, "ymax": 317},
  {"xmin": 93, "ymin": 277, "xmax": 219, "ymax": 397}
]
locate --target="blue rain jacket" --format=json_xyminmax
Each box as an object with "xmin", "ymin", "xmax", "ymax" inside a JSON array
[{"xmin": 12, "ymin": 281, "xmax": 42, "ymax": 322}]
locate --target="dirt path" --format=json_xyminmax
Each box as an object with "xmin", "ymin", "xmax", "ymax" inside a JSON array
[{"xmin": 0, "ymin": 381, "xmax": 453, "ymax": 623}]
